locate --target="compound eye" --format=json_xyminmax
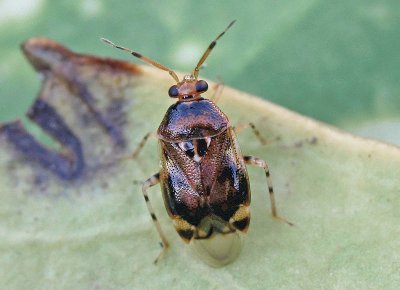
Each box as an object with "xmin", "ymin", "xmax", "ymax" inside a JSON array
[
  {"xmin": 168, "ymin": 85, "xmax": 179, "ymax": 98},
  {"xmin": 195, "ymin": 80, "xmax": 208, "ymax": 93}
]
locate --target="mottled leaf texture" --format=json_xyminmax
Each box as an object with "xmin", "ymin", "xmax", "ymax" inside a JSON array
[{"xmin": 0, "ymin": 39, "xmax": 399, "ymax": 289}]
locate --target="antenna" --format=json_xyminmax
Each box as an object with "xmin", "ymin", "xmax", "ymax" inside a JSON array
[
  {"xmin": 193, "ymin": 20, "xmax": 236, "ymax": 79},
  {"xmin": 101, "ymin": 38, "xmax": 180, "ymax": 83}
]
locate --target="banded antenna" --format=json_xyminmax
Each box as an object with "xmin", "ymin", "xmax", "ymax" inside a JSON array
[
  {"xmin": 101, "ymin": 38, "xmax": 180, "ymax": 82},
  {"xmin": 101, "ymin": 20, "xmax": 236, "ymax": 82},
  {"xmin": 193, "ymin": 20, "xmax": 236, "ymax": 79}
]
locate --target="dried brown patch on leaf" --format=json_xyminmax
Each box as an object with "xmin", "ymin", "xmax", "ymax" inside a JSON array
[{"xmin": 0, "ymin": 38, "xmax": 142, "ymax": 184}]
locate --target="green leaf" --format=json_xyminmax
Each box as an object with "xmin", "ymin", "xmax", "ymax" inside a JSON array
[{"xmin": 0, "ymin": 38, "xmax": 399, "ymax": 289}]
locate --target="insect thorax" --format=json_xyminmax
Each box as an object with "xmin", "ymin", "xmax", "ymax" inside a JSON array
[{"xmin": 157, "ymin": 98, "xmax": 230, "ymax": 142}]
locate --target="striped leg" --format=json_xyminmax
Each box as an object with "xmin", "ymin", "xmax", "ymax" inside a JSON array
[
  {"xmin": 142, "ymin": 172, "xmax": 170, "ymax": 263},
  {"xmin": 121, "ymin": 132, "xmax": 156, "ymax": 161},
  {"xmin": 233, "ymin": 122, "xmax": 268, "ymax": 145},
  {"xmin": 244, "ymin": 156, "xmax": 293, "ymax": 226}
]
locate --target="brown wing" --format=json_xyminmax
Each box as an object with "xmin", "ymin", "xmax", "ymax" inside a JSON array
[
  {"xmin": 159, "ymin": 139, "xmax": 207, "ymax": 226},
  {"xmin": 201, "ymin": 128, "xmax": 250, "ymax": 222}
]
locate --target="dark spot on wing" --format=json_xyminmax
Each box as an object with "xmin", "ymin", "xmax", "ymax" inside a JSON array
[
  {"xmin": 232, "ymin": 217, "xmax": 250, "ymax": 232},
  {"xmin": 177, "ymin": 229, "xmax": 194, "ymax": 242},
  {"xmin": 196, "ymin": 138, "xmax": 208, "ymax": 157}
]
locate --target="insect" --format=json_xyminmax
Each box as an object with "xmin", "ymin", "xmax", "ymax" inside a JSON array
[{"xmin": 102, "ymin": 20, "xmax": 291, "ymax": 267}]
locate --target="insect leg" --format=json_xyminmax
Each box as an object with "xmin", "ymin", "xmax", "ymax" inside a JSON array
[
  {"xmin": 120, "ymin": 132, "xmax": 156, "ymax": 161},
  {"xmin": 244, "ymin": 156, "xmax": 293, "ymax": 226},
  {"xmin": 142, "ymin": 172, "xmax": 170, "ymax": 263},
  {"xmin": 210, "ymin": 80, "xmax": 224, "ymax": 103},
  {"xmin": 233, "ymin": 123, "xmax": 268, "ymax": 145}
]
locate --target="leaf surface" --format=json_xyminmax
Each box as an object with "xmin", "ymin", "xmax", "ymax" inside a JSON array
[{"xmin": 0, "ymin": 38, "xmax": 399, "ymax": 289}]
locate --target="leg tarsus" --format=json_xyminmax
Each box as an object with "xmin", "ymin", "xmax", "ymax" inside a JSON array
[
  {"xmin": 142, "ymin": 173, "xmax": 170, "ymax": 263},
  {"xmin": 272, "ymin": 215, "xmax": 294, "ymax": 226},
  {"xmin": 153, "ymin": 241, "xmax": 169, "ymax": 265}
]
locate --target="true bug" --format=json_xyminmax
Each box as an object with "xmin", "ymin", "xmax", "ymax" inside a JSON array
[{"xmin": 102, "ymin": 20, "xmax": 291, "ymax": 267}]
